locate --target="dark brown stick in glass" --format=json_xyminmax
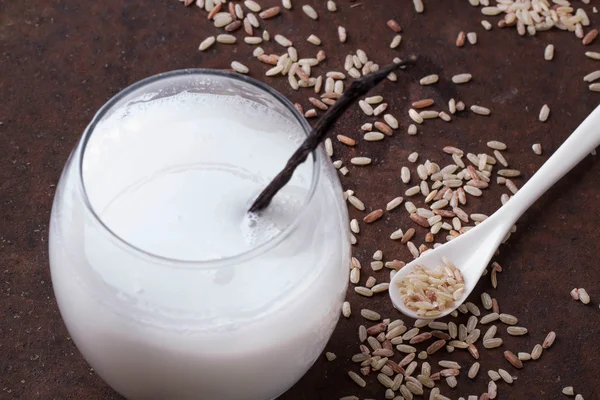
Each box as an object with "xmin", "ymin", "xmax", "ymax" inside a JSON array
[{"xmin": 249, "ymin": 55, "xmax": 418, "ymax": 213}]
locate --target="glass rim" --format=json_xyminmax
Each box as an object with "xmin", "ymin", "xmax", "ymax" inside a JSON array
[{"xmin": 77, "ymin": 68, "xmax": 321, "ymax": 267}]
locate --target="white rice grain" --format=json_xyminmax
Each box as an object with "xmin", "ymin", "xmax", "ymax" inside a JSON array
[
  {"xmin": 419, "ymin": 74, "xmax": 439, "ymax": 85},
  {"xmin": 231, "ymin": 61, "xmax": 249, "ymax": 74},
  {"xmin": 302, "ymin": 4, "xmax": 318, "ymax": 19},
  {"xmin": 452, "ymin": 73, "xmax": 472, "ymax": 84},
  {"xmin": 539, "ymin": 104, "xmax": 550, "ymax": 122},
  {"xmin": 544, "ymin": 44, "xmax": 554, "ymax": 60},
  {"xmin": 199, "ymin": 36, "xmax": 216, "ymax": 51}
]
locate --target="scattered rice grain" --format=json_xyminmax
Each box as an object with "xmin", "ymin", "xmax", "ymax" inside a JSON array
[
  {"xmin": 471, "ymin": 105, "xmax": 491, "ymax": 115},
  {"xmin": 419, "ymin": 74, "xmax": 439, "ymax": 85},
  {"xmin": 361, "ymin": 309, "xmax": 381, "ymax": 321},
  {"xmin": 342, "ymin": 301, "xmax": 351, "ymax": 318}
]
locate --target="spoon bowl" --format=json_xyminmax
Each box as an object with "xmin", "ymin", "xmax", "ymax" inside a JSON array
[
  {"xmin": 389, "ymin": 105, "xmax": 600, "ymax": 318},
  {"xmin": 389, "ymin": 209, "xmax": 512, "ymax": 320}
]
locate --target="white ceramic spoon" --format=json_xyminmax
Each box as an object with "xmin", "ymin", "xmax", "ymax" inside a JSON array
[{"xmin": 389, "ymin": 105, "xmax": 600, "ymax": 319}]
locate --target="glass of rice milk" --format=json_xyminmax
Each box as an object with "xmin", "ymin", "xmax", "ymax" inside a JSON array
[{"xmin": 49, "ymin": 70, "xmax": 350, "ymax": 400}]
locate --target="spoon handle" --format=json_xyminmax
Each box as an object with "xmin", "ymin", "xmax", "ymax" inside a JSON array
[{"xmin": 494, "ymin": 105, "xmax": 600, "ymax": 227}]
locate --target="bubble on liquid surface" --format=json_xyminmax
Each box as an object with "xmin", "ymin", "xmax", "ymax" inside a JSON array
[{"xmin": 241, "ymin": 185, "xmax": 307, "ymax": 249}]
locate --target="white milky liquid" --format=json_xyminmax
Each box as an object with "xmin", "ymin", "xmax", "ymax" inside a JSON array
[
  {"xmin": 86, "ymin": 91, "xmax": 313, "ymax": 262},
  {"xmin": 49, "ymin": 86, "xmax": 349, "ymax": 400}
]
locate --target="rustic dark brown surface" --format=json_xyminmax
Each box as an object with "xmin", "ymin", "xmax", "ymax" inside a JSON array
[{"xmin": 1, "ymin": 1, "xmax": 599, "ymax": 399}]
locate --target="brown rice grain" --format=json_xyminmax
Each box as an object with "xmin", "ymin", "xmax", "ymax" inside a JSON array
[
  {"xmin": 363, "ymin": 209, "xmax": 383, "ymax": 223},
  {"xmin": 259, "ymin": 6, "xmax": 280, "ymax": 18},
  {"xmin": 492, "ymin": 298, "xmax": 499, "ymax": 313},
  {"xmin": 412, "ymin": 99, "xmax": 434, "ymax": 109},
  {"xmin": 505, "ymin": 351, "xmax": 524, "ymax": 368},
  {"xmin": 427, "ymin": 340, "xmax": 446, "ymax": 355},
  {"xmin": 583, "ymin": 29, "xmax": 598, "ymax": 45},
  {"xmin": 456, "ymin": 31, "xmax": 466, "ymax": 47},
  {"xmin": 375, "ymin": 121, "xmax": 393, "ymax": 136},
  {"xmin": 387, "ymin": 19, "xmax": 402, "ymax": 32}
]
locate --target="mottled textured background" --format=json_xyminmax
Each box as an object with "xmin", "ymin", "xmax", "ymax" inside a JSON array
[{"xmin": 1, "ymin": 0, "xmax": 599, "ymax": 399}]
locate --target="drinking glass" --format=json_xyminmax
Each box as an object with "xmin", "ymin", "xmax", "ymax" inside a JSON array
[{"xmin": 49, "ymin": 70, "xmax": 350, "ymax": 400}]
